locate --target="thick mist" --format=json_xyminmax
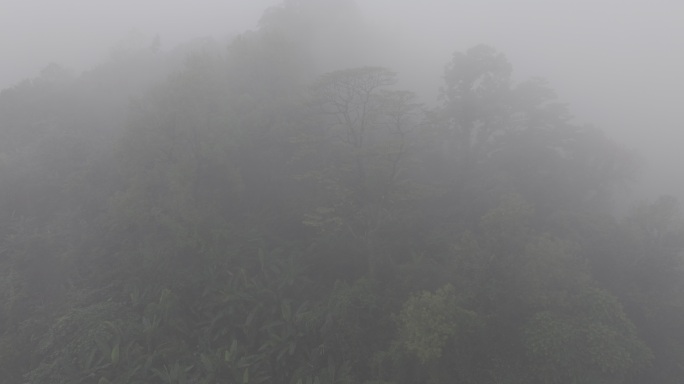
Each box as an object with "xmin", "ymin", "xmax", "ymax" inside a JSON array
[
  {"xmin": 2, "ymin": 1, "xmax": 684, "ymax": 383},
  {"xmin": 358, "ymin": 1, "xmax": 684, "ymax": 202},
  {"xmin": 2, "ymin": 0, "xmax": 682, "ymax": 201},
  {"xmin": 0, "ymin": 0, "xmax": 278, "ymax": 89}
]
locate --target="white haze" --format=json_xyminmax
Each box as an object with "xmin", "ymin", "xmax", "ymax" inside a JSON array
[
  {"xmin": 1, "ymin": 0, "xmax": 682, "ymax": 201},
  {"xmin": 0, "ymin": 0, "xmax": 278, "ymax": 88}
]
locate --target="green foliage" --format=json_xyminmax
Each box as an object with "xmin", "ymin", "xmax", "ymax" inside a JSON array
[
  {"xmin": 516, "ymin": 236, "xmax": 588, "ymax": 306},
  {"xmin": 0, "ymin": 8, "xmax": 681, "ymax": 384},
  {"xmin": 525, "ymin": 287, "xmax": 653, "ymax": 383},
  {"xmin": 397, "ymin": 284, "xmax": 477, "ymax": 363}
]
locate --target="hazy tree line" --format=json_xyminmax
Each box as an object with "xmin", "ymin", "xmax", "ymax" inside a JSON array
[{"xmin": 1, "ymin": 1, "xmax": 683, "ymax": 383}]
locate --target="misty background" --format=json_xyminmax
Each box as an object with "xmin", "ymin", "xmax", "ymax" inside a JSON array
[
  {"xmin": 2, "ymin": 0, "xmax": 683, "ymax": 201},
  {"xmin": 3, "ymin": 1, "xmax": 684, "ymax": 383}
]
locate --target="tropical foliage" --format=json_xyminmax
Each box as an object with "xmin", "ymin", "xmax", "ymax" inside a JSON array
[{"xmin": 0, "ymin": 2, "xmax": 682, "ymax": 383}]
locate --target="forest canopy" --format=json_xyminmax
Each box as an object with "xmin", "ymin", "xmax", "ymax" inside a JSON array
[{"xmin": 0, "ymin": 1, "xmax": 683, "ymax": 384}]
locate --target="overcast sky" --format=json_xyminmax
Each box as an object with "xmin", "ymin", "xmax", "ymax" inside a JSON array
[{"xmin": 1, "ymin": 0, "xmax": 683, "ymax": 198}]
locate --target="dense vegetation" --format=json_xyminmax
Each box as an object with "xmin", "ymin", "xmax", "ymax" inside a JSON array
[{"xmin": 1, "ymin": 2, "xmax": 684, "ymax": 383}]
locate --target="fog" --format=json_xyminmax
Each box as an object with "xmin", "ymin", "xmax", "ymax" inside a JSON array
[
  {"xmin": 4, "ymin": 1, "xmax": 684, "ymax": 382},
  {"xmin": 362, "ymin": 1, "xmax": 684, "ymax": 201},
  {"xmin": 2, "ymin": 0, "xmax": 682, "ymax": 200},
  {"xmin": 0, "ymin": 0, "xmax": 278, "ymax": 87}
]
